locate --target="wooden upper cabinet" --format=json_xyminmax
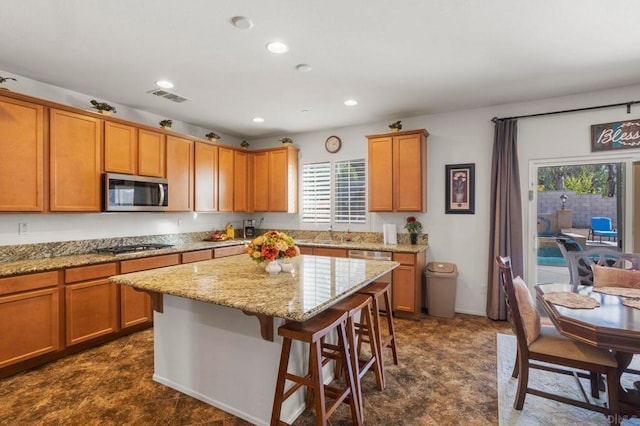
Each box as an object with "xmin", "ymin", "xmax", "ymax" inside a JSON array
[
  {"xmin": 138, "ymin": 129, "xmax": 165, "ymax": 177},
  {"xmin": 218, "ymin": 146, "xmax": 249, "ymax": 212},
  {"xmin": 218, "ymin": 146, "xmax": 234, "ymax": 212},
  {"xmin": 104, "ymin": 121, "xmax": 137, "ymax": 174},
  {"xmin": 251, "ymin": 146, "xmax": 298, "ymax": 213},
  {"xmin": 166, "ymin": 135, "xmax": 193, "ymax": 212},
  {"xmin": 0, "ymin": 95, "xmax": 44, "ymax": 211},
  {"xmin": 194, "ymin": 142, "xmax": 218, "ymax": 212},
  {"xmin": 234, "ymin": 150, "xmax": 248, "ymax": 212},
  {"xmin": 49, "ymin": 108, "xmax": 102, "ymax": 212},
  {"xmin": 251, "ymin": 151, "xmax": 269, "ymax": 212},
  {"xmin": 367, "ymin": 129, "xmax": 428, "ymax": 212}
]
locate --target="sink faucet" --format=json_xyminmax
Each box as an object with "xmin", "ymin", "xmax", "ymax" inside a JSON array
[{"xmin": 329, "ymin": 225, "xmax": 334, "ymax": 241}]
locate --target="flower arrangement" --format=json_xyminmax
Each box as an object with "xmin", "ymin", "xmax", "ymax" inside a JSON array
[
  {"xmin": 90, "ymin": 99, "xmax": 116, "ymax": 113},
  {"xmin": 205, "ymin": 131, "xmax": 220, "ymax": 141},
  {"xmin": 388, "ymin": 120, "xmax": 402, "ymax": 131},
  {"xmin": 241, "ymin": 140, "xmax": 250, "ymax": 148},
  {"xmin": 280, "ymin": 137, "xmax": 293, "ymax": 145},
  {"xmin": 159, "ymin": 119, "xmax": 172, "ymax": 128},
  {"xmin": 404, "ymin": 216, "xmax": 423, "ymax": 234},
  {"xmin": 247, "ymin": 230, "xmax": 299, "ymax": 263}
]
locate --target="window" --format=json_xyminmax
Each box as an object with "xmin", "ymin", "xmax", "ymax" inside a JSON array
[
  {"xmin": 302, "ymin": 159, "xmax": 366, "ymax": 224},
  {"xmin": 302, "ymin": 162, "xmax": 331, "ymax": 223},
  {"xmin": 334, "ymin": 159, "xmax": 366, "ymax": 224}
]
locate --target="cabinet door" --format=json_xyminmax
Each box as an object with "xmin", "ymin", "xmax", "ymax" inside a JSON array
[
  {"xmin": 104, "ymin": 121, "xmax": 137, "ymax": 174},
  {"xmin": 121, "ymin": 285, "xmax": 152, "ymax": 328},
  {"xmin": 233, "ymin": 150, "xmax": 248, "ymax": 212},
  {"xmin": 194, "ymin": 142, "xmax": 218, "ymax": 211},
  {"xmin": 218, "ymin": 146, "xmax": 234, "ymax": 212},
  {"xmin": 252, "ymin": 151, "xmax": 269, "ymax": 212},
  {"xmin": 368, "ymin": 137, "xmax": 394, "ymax": 211},
  {"xmin": 392, "ymin": 265, "xmax": 416, "ymax": 313},
  {"xmin": 0, "ymin": 96, "xmax": 44, "ymax": 211},
  {"xmin": 66, "ymin": 279, "xmax": 118, "ymax": 346},
  {"xmin": 166, "ymin": 136, "xmax": 193, "ymax": 211},
  {"xmin": 49, "ymin": 109, "xmax": 102, "ymax": 211},
  {"xmin": 269, "ymin": 150, "xmax": 288, "ymax": 211},
  {"xmin": 138, "ymin": 129, "xmax": 165, "ymax": 177},
  {"xmin": 0, "ymin": 287, "xmax": 60, "ymax": 368},
  {"xmin": 394, "ymin": 133, "xmax": 425, "ymax": 211}
]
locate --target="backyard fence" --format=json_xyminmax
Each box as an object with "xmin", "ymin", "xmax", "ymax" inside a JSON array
[{"xmin": 537, "ymin": 190, "xmax": 617, "ymax": 229}]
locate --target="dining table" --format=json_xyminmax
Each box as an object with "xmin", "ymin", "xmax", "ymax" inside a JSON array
[{"xmin": 536, "ymin": 283, "xmax": 640, "ymax": 413}]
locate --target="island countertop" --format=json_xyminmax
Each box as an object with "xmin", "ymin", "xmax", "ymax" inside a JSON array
[{"xmin": 109, "ymin": 254, "xmax": 399, "ymax": 322}]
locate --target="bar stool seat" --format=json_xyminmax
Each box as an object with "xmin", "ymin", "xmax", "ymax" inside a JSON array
[
  {"xmin": 271, "ymin": 308, "xmax": 362, "ymax": 426},
  {"xmin": 357, "ymin": 281, "xmax": 399, "ymax": 387},
  {"xmin": 321, "ymin": 293, "xmax": 384, "ymax": 420}
]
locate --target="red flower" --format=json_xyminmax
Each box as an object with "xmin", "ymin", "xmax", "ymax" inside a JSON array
[
  {"xmin": 261, "ymin": 246, "xmax": 278, "ymax": 260},
  {"xmin": 406, "ymin": 216, "xmax": 416, "ymax": 223}
]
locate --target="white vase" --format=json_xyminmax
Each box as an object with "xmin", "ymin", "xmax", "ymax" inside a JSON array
[
  {"xmin": 265, "ymin": 260, "xmax": 281, "ymax": 274},
  {"xmin": 280, "ymin": 262, "xmax": 294, "ymax": 273}
]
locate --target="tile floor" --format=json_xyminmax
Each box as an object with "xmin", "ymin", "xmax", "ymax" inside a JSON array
[{"xmin": 0, "ymin": 314, "xmax": 510, "ymax": 425}]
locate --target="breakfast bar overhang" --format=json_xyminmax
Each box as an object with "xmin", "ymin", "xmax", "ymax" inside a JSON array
[{"xmin": 110, "ymin": 254, "xmax": 399, "ymax": 425}]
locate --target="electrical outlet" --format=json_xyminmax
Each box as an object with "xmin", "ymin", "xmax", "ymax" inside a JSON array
[{"xmin": 18, "ymin": 223, "xmax": 29, "ymax": 235}]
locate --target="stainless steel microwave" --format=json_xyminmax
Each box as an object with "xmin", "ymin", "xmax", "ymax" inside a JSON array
[{"xmin": 104, "ymin": 173, "xmax": 168, "ymax": 212}]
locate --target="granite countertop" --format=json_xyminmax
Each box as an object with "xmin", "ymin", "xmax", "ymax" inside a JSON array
[
  {"xmin": 294, "ymin": 240, "xmax": 427, "ymax": 253},
  {"xmin": 0, "ymin": 240, "xmax": 250, "ymax": 278},
  {"xmin": 0, "ymin": 238, "xmax": 425, "ymax": 278},
  {"xmin": 109, "ymin": 254, "xmax": 399, "ymax": 321}
]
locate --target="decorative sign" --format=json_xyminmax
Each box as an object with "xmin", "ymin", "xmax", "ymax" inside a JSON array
[{"xmin": 591, "ymin": 118, "xmax": 640, "ymax": 152}]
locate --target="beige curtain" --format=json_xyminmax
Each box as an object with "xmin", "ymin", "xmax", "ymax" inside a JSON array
[{"xmin": 487, "ymin": 119, "xmax": 523, "ymax": 320}]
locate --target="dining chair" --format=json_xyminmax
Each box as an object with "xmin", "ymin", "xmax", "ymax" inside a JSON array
[
  {"xmin": 496, "ymin": 256, "xmax": 620, "ymax": 424},
  {"xmin": 566, "ymin": 248, "xmax": 640, "ymax": 287}
]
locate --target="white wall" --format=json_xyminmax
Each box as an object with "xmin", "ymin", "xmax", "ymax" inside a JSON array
[{"xmin": 4, "ymin": 68, "xmax": 640, "ymax": 316}]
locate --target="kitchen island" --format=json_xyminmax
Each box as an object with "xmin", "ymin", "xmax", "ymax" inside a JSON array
[{"xmin": 109, "ymin": 254, "xmax": 399, "ymax": 425}]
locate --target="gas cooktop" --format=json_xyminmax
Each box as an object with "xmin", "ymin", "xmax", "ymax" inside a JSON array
[{"xmin": 95, "ymin": 243, "xmax": 174, "ymax": 255}]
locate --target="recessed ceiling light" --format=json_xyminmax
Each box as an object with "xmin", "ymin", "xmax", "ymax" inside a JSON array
[
  {"xmin": 231, "ymin": 16, "xmax": 253, "ymax": 29},
  {"xmin": 253, "ymin": 117, "xmax": 265, "ymax": 123},
  {"xmin": 156, "ymin": 80, "xmax": 174, "ymax": 89},
  {"xmin": 266, "ymin": 41, "xmax": 289, "ymax": 54},
  {"xmin": 344, "ymin": 99, "xmax": 358, "ymax": 106},
  {"xmin": 296, "ymin": 64, "xmax": 311, "ymax": 72}
]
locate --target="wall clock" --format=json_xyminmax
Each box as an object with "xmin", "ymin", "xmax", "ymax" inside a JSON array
[{"xmin": 325, "ymin": 135, "xmax": 342, "ymax": 153}]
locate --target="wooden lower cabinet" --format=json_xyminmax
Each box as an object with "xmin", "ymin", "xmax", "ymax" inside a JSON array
[
  {"xmin": 298, "ymin": 246, "xmax": 348, "ymax": 257},
  {"xmin": 392, "ymin": 252, "xmax": 426, "ymax": 320},
  {"xmin": 214, "ymin": 245, "xmax": 247, "ymax": 258},
  {"xmin": 120, "ymin": 254, "xmax": 180, "ymax": 328},
  {"xmin": 0, "ymin": 271, "xmax": 61, "ymax": 368},
  {"xmin": 182, "ymin": 249, "xmax": 213, "ymax": 263},
  {"xmin": 65, "ymin": 263, "xmax": 118, "ymax": 346}
]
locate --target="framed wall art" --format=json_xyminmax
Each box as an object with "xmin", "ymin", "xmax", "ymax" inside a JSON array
[{"xmin": 445, "ymin": 163, "xmax": 475, "ymax": 214}]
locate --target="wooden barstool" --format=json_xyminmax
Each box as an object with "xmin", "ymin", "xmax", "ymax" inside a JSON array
[
  {"xmin": 271, "ymin": 309, "xmax": 362, "ymax": 426},
  {"xmin": 357, "ymin": 281, "xmax": 399, "ymax": 386},
  {"xmin": 321, "ymin": 293, "xmax": 385, "ymax": 420}
]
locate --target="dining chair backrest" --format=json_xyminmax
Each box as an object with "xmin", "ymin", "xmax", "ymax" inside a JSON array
[
  {"xmin": 566, "ymin": 248, "xmax": 640, "ymax": 286},
  {"xmin": 495, "ymin": 256, "xmax": 530, "ymax": 358}
]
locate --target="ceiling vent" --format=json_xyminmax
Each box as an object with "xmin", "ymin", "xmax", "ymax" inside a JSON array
[{"xmin": 147, "ymin": 88, "xmax": 189, "ymax": 103}]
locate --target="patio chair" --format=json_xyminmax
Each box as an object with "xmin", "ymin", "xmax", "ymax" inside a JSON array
[
  {"xmin": 590, "ymin": 217, "xmax": 618, "ymax": 242},
  {"xmin": 495, "ymin": 256, "xmax": 620, "ymax": 423}
]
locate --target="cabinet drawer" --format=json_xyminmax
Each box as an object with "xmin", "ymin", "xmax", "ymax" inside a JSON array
[
  {"xmin": 393, "ymin": 253, "xmax": 415, "ymax": 266},
  {"xmin": 313, "ymin": 247, "xmax": 348, "ymax": 258},
  {"xmin": 214, "ymin": 245, "xmax": 247, "ymax": 258},
  {"xmin": 65, "ymin": 262, "xmax": 118, "ymax": 283},
  {"xmin": 0, "ymin": 271, "xmax": 60, "ymax": 296},
  {"xmin": 299, "ymin": 246, "xmax": 314, "ymax": 255},
  {"xmin": 182, "ymin": 250, "xmax": 213, "ymax": 263},
  {"xmin": 120, "ymin": 254, "xmax": 180, "ymax": 273}
]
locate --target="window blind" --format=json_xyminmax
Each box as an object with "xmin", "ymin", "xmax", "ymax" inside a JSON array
[
  {"xmin": 302, "ymin": 162, "xmax": 331, "ymax": 223},
  {"xmin": 334, "ymin": 159, "xmax": 366, "ymax": 224}
]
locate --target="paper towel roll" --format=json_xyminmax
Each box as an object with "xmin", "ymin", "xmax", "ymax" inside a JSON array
[{"xmin": 383, "ymin": 224, "xmax": 397, "ymax": 245}]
